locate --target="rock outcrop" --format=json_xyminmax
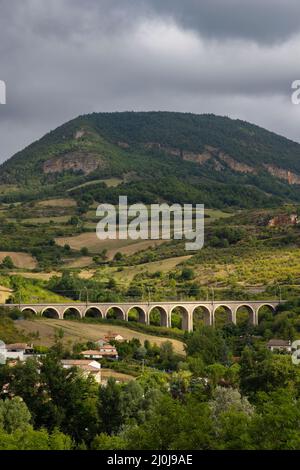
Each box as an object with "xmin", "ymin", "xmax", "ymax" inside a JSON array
[
  {"xmin": 264, "ymin": 164, "xmax": 300, "ymax": 185},
  {"xmin": 43, "ymin": 152, "xmax": 104, "ymax": 175}
]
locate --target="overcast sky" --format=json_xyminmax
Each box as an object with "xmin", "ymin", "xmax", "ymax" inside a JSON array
[{"xmin": 0, "ymin": 0, "xmax": 300, "ymax": 163}]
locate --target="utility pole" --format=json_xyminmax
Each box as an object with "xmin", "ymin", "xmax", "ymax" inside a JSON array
[
  {"xmin": 278, "ymin": 285, "xmax": 282, "ymax": 303},
  {"xmin": 84, "ymin": 287, "xmax": 88, "ymax": 307},
  {"xmin": 211, "ymin": 286, "xmax": 215, "ymax": 304},
  {"xmin": 211, "ymin": 287, "xmax": 215, "ymax": 326}
]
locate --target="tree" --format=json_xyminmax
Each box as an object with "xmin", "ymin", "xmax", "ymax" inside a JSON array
[
  {"xmin": 159, "ymin": 341, "xmax": 177, "ymax": 369},
  {"xmin": 48, "ymin": 428, "xmax": 73, "ymax": 450},
  {"xmin": 69, "ymin": 216, "xmax": 80, "ymax": 226},
  {"xmin": 209, "ymin": 386, "xmax": 254, "ymax": 419},
  {"xmin": 181, "ymin": 268, "xmax": 195, "ymax": 281},
  {"xmin": 127, "ymin": 284, "xmax": 142, "ymax": 299},
  {"xmin": 169, "ymin": 371, "xmax": 192, "ymax": 400},
  {"xmin": 0, "ymin": 427, "xmax": 73, "ymax": 450},
  {"xmin": 188, "ymin": 282, "xmax": 200, "ymax": 297},
  {"xmin": 120, "ymin": 381, "xmax": 145, "ymax": 425},
  {"xmin": 5, "ymin": 359, "xmax": 46, "ymax": 427},
  {"xmin": 123, "ymin": 395, "xmax": 214, "ymax": 450},
  {"xmin": 91, "ymin": 433, "xmax": 127, "ymax": 450},
  {"xmin": 114, "ymin": 252, "xmax": 123, "ymax": 262},
  {"xmin": 187, "ymin": 356, "xmax": 205, "ymax": 376},
  {"xmin": 185, "ymin": 326, "xmax": 228, "ymax": 365},
  {"xmin": 1, "ymin": 256, "xmax": 14, "ymax": 269},
  {"xmin": 251, "ymin": 389, "xmax": 300, "ymax": 449},
  {"xmin": 0, "ymin": 397, "xmax": 31, "ymax": 433},
  {"xmin": 240, "ymin": 346, "xmax": 299, "ymax": 397},
  {"xmin": 40, "ymin": 355, "xmax": 99, "ymax": 442},
  {"xmin": 98, "ymin": 378, "xmax": 123, "ymax": 435},
  {"xmin": 214, "ymin": 409, "xmax": 254, "ymax": 450}
]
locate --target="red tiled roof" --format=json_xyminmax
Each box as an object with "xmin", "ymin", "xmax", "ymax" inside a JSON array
[
  {"xmin": 267, "ymin": 339, "xmax": 290, "ymax": 346},
  {"xmin": 62, "ymin": 359, "xmax": 95, "ymax": 366},
  {"xmin": 61, "ymin": 359, "xmax": 101, "ymax": 371},
  {"xmin": 99, "ymin": 351, "xmax": 118, "ymax": 356},
  {"xmin": 6, "ymin": 343, "xmax": 29, "ymax": 350},
  {"xmin": 81, "ymin": 350, "xmax": 103, "ymax": 355},
  {"xmin": 80, "ymin": 365, "xmax": 101, "ymax": 372}
]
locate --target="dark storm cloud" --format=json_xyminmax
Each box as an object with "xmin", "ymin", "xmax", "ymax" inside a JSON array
[
  {"xmin": 147, "ymin": 0, "xmax": 300, "ymax": 44},
  {"xmin": 0, "ymin": 0, "xmax": 300, "ymax": 163}
]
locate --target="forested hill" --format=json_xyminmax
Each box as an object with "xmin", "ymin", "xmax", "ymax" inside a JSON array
[{"xmin": 1, "ymin": 111, "xmax": 300, "ymax": 209}]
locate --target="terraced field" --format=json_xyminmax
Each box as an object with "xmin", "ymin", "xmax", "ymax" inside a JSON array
[{"xmin": 55, "ymin": 232, "xmax": 166, "ymax": 257}]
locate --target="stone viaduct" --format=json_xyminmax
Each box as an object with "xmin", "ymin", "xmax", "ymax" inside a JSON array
[{"xmin": 0, "ymin": 300, "xmax": 282, "ymax": 332}]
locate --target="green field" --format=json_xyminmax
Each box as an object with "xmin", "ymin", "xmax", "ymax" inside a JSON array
[{"xmin": 67, "ymin": 177, "xmax": 124, "ymax": 192}]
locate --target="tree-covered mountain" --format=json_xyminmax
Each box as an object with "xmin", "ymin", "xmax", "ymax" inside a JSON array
[{"xmin": 1, "ymin": 111, "xmax": 300, "ymax": 208}]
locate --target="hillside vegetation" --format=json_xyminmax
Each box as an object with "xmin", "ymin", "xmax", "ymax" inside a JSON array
[{"xmin": 1, "ymin": 112, "xmax": 300, "ymax": 209}]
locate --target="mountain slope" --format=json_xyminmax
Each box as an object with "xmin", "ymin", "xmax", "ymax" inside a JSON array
[{"xmin": 1, "ymin": 111, "xmax": 300, "ymax": 208}]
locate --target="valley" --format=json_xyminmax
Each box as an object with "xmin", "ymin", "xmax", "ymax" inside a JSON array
[
  {"xmin": 0, "ymin": 111, "xmax": 299, "ymax": 283},
  {"xmin": 1, "ymin": 112, "xmax": 300, "ymax": 451}
]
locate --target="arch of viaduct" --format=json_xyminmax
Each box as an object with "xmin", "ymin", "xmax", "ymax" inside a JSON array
[{"xmin": 0, "ymin": 300, "xmax": 282, "ymax": 332}]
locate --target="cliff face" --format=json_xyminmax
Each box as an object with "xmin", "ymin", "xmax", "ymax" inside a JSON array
[
  {"xmin": 43, "ymin": 152, "xmax": 105, "ymax": 175},
  {"xmin": 142, "ymin": 141, "xmax": 300, "ymax": 183},
  {"xmin": 268, "ymin": 213, "xmax": 298, "ymax": 227},
  {"xmin": 218, "ymin": 153, "xmax": 256, "ymax": 174},
  {"xmin": 264, "ymin": 164, "xmax": 300, "ymax": 185}
]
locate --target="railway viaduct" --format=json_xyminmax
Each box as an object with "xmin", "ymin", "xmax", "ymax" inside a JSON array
[{"xmin": 0, "ymin": 300, "xmax": 282, "ymax": 332}]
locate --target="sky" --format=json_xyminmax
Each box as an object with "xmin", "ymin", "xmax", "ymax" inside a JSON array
[{"xmin": 0, "ymin": 0, "xmax": 300, "ymax": 163}]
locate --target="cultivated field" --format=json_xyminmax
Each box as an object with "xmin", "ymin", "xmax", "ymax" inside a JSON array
[
  {"xmin": 16, "ymin": 319, "xmax": 186, "ymax": 354},
  {"xmin": 205, "ymin": 208, "xmax": 233, "ymax": 222},
  {"xmin": 0, "ymin": 184, "xmax": 20, "ymax": 195},
  {"xmin": 22, "ymin": 216, "xmax": 70, "ymax": 224},
  {"xmin": 101, "ymin": 369, "xmax": 136, "ymax": 382},
  {"xmin": 55, "ymin": 232, "xmax": 166, "ymax": 257},
  {"xmin": 111, "ymin": 255, "xmax": 192, "ymax": 283},
  {"xmin": 0, "ymin": 252, "xmax": 37, "ymax": 269},
  {"xmin": 36, "ymin": 198, "xmax": 77, "ymax": 208},
  {"xmin": 67, "ymin": 177, "xmax": 123, "ymax": 192},
  {"xmin": 64, "ymin": 256, "xmax": 94, "ymax": 268},
  {"xmin": 191, "ymin": 246, "xmax": 300, "ymax": 287},
  {"xmin": 10, "ymin": 271, "xmax": 60, "ymax": 281}
]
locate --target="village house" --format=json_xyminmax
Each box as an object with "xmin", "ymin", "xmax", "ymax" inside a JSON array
[
  {"xmin": 61, "ymin": 359, "xmax": 101, "ymax": 383},
  {"xmin": 104, "ymin": 333, "xmax": 124, "ymax": 342},
  {"xmin": 99, "ymin": 344, "xmax": 118, "ymax": 359},
  {"xmin": 80, "ymin": 350, "xmax": 103, "ymax": 360},
  {"xmin": 80, "ymin": 345, "xmax": 119, "ymax": 360},
  {"xmin": 267, "ymin": 339, "xmax": 292, "ymax": 353},
  {"xmin": 95, "ymin": 338, "xmax": 108, "ymax": 347},
  {"xmin": 5, "ymin": 343, "xmax": 34, "ymax": 361}
]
